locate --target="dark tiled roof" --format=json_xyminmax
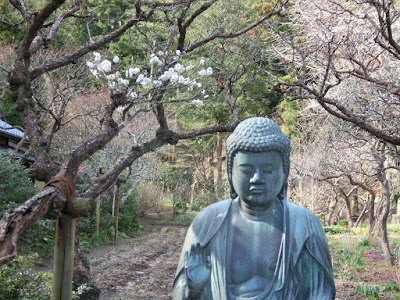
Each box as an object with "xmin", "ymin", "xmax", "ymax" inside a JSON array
[{"xmin": 0, "ymin": 119, "xmax": 27, "ymax": 140}]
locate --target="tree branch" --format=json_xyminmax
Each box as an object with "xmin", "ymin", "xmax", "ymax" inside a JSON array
[
  {"xmin": 30, "ymin": 11, "xmax": 154, "ymax": 79},
  {"xmin": 184, "ymin": 0, "xmax": 287, "ymax": 53}
]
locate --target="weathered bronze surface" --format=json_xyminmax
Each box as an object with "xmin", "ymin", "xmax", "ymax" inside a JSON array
[{"xmin": 173, "ymin": 117, "xmax": 335, "ymax": 299}]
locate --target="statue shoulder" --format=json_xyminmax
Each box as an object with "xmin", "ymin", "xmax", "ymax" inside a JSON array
[
  {"xmin": 283, "ymin": 200, "xmax": 325, "ymax": 237},
  {"xmin": 188, "ymin": 198, "xmax": 232, "ymax": 245},
  {"xmin": 192, "ymin": 198, "xmax": 232, "ymax": 225},
  {"xmin": 283, "ymin": 200, "xmax": 321, "ymax": 222}
]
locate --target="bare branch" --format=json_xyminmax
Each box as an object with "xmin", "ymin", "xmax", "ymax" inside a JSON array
[{"xmin": 184, "ymin": 1, "xmax": 288, "ymax": 53}]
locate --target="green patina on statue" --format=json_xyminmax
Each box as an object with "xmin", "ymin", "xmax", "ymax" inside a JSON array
[{"xmin": 173, "ymin": 117, "xmax": 335, "ymax": 300}]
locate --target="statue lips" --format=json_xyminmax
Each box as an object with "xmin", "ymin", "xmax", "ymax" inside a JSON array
[{"xmin": 249, "ymin": 187, "xmax": 265, "ymax": 194}]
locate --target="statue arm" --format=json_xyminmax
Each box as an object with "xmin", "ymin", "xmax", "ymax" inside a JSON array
[
  {"xmin": 294, "ymin": 212, "xmax": 335, "ymax": 299},
  {"xmin": 173, "ymin": 212, "xmax": 212, "ymax": 300},
  {"xmin": 294, "ymin": 246, "xmax": 335, "ymax": 300}
]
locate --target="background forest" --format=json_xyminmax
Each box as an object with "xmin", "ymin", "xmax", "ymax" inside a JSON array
[{"xmin": 1, "ymin": 0, "xmax": 400, "ymax": 299}]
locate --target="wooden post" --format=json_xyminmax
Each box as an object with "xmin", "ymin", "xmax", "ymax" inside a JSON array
[
  {"xmin": 53, "ymin": 214, "xmax": 76, "ymax": 300},
  {"xmin": 114, "ymin": 182, "xmax": 121, "ymax": 244},
  {"xmin": 52, "ymin": 197, "xmax": 94, "ymax": 300},
  {"xmin": 95, "ymin": 198, "xmax": 100, "ymax": 235}
]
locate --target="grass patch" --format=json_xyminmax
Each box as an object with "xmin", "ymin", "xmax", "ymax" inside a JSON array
[
  {"xmin": 173, "ymin": 214, "xmax": 195, "ymax": 225},
  {"xmin": 355, "ymin": 283, "xmax": 380, "ymax": 299}
]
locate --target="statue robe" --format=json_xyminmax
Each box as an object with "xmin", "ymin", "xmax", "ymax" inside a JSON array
[{"xmin": 173, "ymin": 199, "xmax": 335, "ymax": 300}]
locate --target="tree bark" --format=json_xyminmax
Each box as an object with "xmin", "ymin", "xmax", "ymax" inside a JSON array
[
  {"xmin": 372, "ymin": 145, "xmax": 394, "ymax": 265},
  {"xmin": 328, "ymin": 194, "xmax": 339, "ymax": 226},
  {"xmin": 215, "ymin": 132, "xmax": 224, "ymax": 199},
  {"xmin": 339, "ymin": 186, "xmax": 357, "ymax": 229}
]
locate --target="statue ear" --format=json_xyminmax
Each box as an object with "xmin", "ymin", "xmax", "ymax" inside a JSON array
[
  {"xmin": 277, "ymin": 182, "xmax": 287, "ymax": 201},
  {"xmin": 228, "ymin": 173, "xmax": 237, "ymax": 199}
]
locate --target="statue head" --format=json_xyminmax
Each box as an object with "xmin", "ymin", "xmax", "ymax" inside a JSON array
[{"xmin": 226, "ymin": 117, "xmax": 290, "ymax": 200}]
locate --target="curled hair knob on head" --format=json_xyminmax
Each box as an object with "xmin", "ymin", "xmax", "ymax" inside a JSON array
[{"xmin": 226, "ymin": 117, "xmax": 291, "ymax": 199}]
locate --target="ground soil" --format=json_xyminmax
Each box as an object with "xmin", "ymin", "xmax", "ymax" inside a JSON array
[{"xmin": 88, "ymin": 213, "xmax": 186, "ymax": 300}]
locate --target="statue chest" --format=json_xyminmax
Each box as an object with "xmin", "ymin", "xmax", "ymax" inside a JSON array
[{"xmin": 226, "ymin": 208, "xmax": 283, "ymax": 285}]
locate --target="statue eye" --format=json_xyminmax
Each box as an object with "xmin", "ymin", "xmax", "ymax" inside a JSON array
[
  {"xmin": 239, "ymin": 166, "xmax": 253, "ymax": 175},
  {"xmin": 262, "ymin": 168, "xmax": 273, "ymax": 174}
]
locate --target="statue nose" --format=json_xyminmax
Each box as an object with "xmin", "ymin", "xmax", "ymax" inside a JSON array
[{"xmin": 250, "ymin": 169, "xmax": 264, "ymax": 183}]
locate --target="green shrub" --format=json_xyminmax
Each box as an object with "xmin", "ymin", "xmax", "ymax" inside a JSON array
[
  {"xmin": 337, "ymin": 219, "xmax": 348, "ymax": 226},
  {"xmin": 351, "ymin": 226, "xmax": 368, "ymax": 235},
  {"xmin": 357, "ymin": 237, "xmax": 370, "ymax": 248},
  {"xmin": 388, "ymin": 224, "xmax": 400, "ymax": 235},
  {"xmin": 0, "ymin": 153, "xmax": 37, "ymax": 214},
  {"xmin": 173, "ymin": 214, "xmax": 195, "ymax": 225},
  {"xmin": 384, "ymin": 280, "xmax": 400, "ymax": 291},
  {"xmin": 355, "ymin": 283, "xmax": 379, "ymax": 299},
  {"xmin": 324, "ymin": 225, "xmax": 351, "ymax": 234},
  {"xmin": 0, "ymin": 254, "xmax": 52, "ymax": 300},
  {"xmin": 77, "ymin": 189, "xmax": 140, "ymax": 252}
]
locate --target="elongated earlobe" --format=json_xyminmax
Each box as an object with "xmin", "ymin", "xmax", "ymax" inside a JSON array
[{"xmin": 277, "ymin": 183, "xmax": 287, "ymax": 201}]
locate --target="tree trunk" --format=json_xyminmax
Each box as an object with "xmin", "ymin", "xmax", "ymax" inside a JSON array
[
  {"xmin": 339, "ymin": 186, "xmax": 357, "ymax": 229},
  {"xmin": 328, "ymin": 195, "xmax": 339, "ymax": 226},
  {"xmin": 372, "ymin": 145, "xmax": 394, "ymax": 265},
  {"xmin": 208, "ymin": 151, "xmax": 215, "ymax": 204},
  {"xmin": 343, "ymin": 195, "xmax": 354, "ymax": 229},
  {"xmin": 73, "ymin": 227, "xmax": 100, "ymax": 300},
  {"xmin": 114, "ymin": 182, "xmax": 121, "ymax": 244},
  {"xmin": 374, "ymin": 172, "xmax": 394, "ymax": 265},
  {"xmin": 215, "ymin": 132, "xmax": 224, "ymax": 199},
  {"xmin": 368, "ymin": 193, "xmax": 376, "ymax": 236},
  {"xmin": 354, "ymin": 204, "xmax": 368, "ymax": 227}
]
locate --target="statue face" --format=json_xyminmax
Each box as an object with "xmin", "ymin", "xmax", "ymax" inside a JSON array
[{"xmin": 232, "ymin": 151, "xmax": 285, "ymax": 209}]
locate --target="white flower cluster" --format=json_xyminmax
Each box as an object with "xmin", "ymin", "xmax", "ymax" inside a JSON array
[
  {"xmin": 191, "ymin": 99, "xmax": 204, "ymax": 107},
  {"xmin": 86, "ymin": 51, "xmax": 213, "ymax": 108}
]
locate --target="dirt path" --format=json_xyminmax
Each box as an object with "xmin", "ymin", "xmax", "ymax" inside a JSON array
[{"xmin": 88, "ymin": 213, "xmax": 187, "ymax": 300}]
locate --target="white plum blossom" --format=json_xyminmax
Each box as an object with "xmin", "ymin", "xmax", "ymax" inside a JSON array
[
  {"xmin": 118, "ymin": 78, "xmax": 129, "ymax": 86},
  {"xmin": 86, "ymin": 52, "xmax": 213, "ymax": 102},
  {"xmin": 178, "ymin": 76, "xmax": 186, "ymax": 84},
  {"xmin": 170, "ymin": 73, "xmax": 179, "ymax": 83},
  {"xmin": 106, "ymin": 74, "xmax": 116, "ymax": 81},
  {"xmin": 93, "ymin": 52, "xmax": 101, "ymax": 62},
  {"xmin": 86, "ymin": 61, "xmax": 95, "ymax": 69},
  {"xmin": 90, "ymin": 69, "xmax": 98, "ymax": 77},
  {"xmin": 136, "ymin": 74, "xmax": 145, "ymax": 83},
  {"xmin": 198, "ymin": 69, "xmax": 207, "ymax": 76},
  {"xmin": 97, "ymin": 60, "xmax": 112, "ymax": 73},
  {"xmin": 191, "ymin": 99, "xmax": 204, "ymax": 107},
  {"xmin": 149, "ymin": 54, "xmax": 162, "ymax": 65},
  {"xmin": 108, "ymin": 81, "xmax": 116, "ymax": 89},
  {"xmin": 127, "ymin": 91, "xmax": 138, "ymax": 99},
  {"xmin": 141, "ymin": 77, "xmax": 152, "ymax": 88},
  {"xmin": 126, "ymin": 67, "xmax": 140, "ymax": 78},
  {"xmin": 154, "ymin": 80, "xmax": 163, "ymax": 87},
  {"xmin": 159, "ymin": 71, "xmax": 172, "ymax": 81},
  {"xmin": 174, "ymin": 63, "xmax": 185, "ymax": 73}
]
